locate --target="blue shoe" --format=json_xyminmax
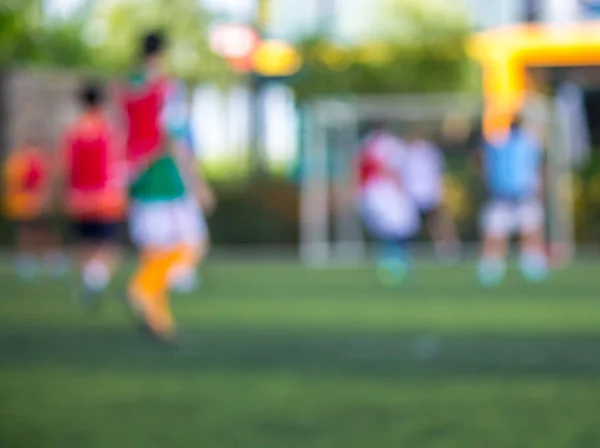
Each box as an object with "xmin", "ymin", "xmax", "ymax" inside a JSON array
[
  {"xmin": 477, "ymin": 258, "xmax": 506, "ymax": 287},
  {"xmin": 377, "ymin": 257, "xmax": 409, "ymax": 286},
  {"xmin": 376, "ymin": 241, "xmax": 410, "ymax": 287},
  {"xmin": 519, "ymin": 253, "xmax": 549, "ymax": 283}
]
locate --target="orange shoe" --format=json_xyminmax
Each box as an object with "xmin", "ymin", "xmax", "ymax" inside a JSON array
[
  {"xmin": 145, "ymin": 299, "xmax": 175, "ymax": 343},
  {"xmin": 126, "ymin": 290, "xmax": 176, "ymax": 345}
]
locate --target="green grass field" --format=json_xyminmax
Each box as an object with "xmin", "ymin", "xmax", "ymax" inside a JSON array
[{"xmin": 1, "ymin": 261, "xmax": 600, "ymax": 448}]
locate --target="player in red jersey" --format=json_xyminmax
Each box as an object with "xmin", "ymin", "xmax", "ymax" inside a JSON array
[
  {"xmin": 356, "ymin": 122, "xmax": 419, "ymax": 285},
  {"xmin": 119, "ymin": 31, "xmax": 213, "ymax": 342},
  {"xmin": 3, "ymin": 140, "xmax": 54, "ymax": 280},
  {"xmin": 59, "ymin": 81, "xmax": 126, "ymax": 304}
]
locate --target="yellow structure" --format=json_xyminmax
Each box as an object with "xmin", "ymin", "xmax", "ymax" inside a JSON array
[
  {"xmin": 469, "ymin": 22, "xmax": 600, "ymax": 137},
  {"xmin": 252, "ymin": 39, "xmax": 303, "ymax": 77}
]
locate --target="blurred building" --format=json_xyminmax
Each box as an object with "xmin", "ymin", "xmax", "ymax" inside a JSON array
[
  {"xmin": 465, "ymin": 0, "xmax": 595, "ymax": 29},
  {"xmin": 266, "ymin": 0, "xmax": 600, "ymax": 41}
]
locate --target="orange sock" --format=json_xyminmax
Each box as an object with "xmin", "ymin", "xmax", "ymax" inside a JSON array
[
  {"xmin": 129, "ymin": 245, "xmax": 188, "ymax": 335},
  {"xmin": 169, "ymin": 244, "xmax": 201, "ymax": 284}
]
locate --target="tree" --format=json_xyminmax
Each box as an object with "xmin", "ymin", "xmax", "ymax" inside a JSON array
[
  {"xmin": 0, "ymin": 0, "xmax": 42, "ymax": 66},
  {"xmin": 85, "ymin": 0, "xmax": 233, "ymax": 86},
  {"xmin": 0, "ymin": 0, "xmax": 92, "ymax": 69},
  {"xmin": 290, "ymin": 0, "xmax": 471, "ymax": 99}
]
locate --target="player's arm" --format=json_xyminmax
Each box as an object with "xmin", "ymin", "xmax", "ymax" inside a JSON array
[
  {"xmin": 164, "ymin": 81, "xmax": 215, "ymax": 213},
  {"xmin": 171, "ymin": 140, "xmax": 215, "ymax": 213}
]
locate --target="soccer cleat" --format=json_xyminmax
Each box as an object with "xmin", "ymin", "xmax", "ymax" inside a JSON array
[
  {"xmin": 376, "ymin": 242, "xmax": 411, "ymax": 287},
  {"xmin": 519, "ymin": 252, "xmax": 549, "ymax": 283},
  {"xmin": 376, "ymin": 255, "xmax": 410, "ymax": 287},
  {"xmin": 124, "ymin": 291, "xmax": 177, "ymax": 346},
  {"xmin": 477, "ymin": 258, "xmax": 506, "ymax": 287}
]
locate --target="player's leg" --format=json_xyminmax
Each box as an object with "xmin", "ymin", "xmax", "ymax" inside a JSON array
[
  {"xmin": 362, "ymin": 184, "xmax": 419, "ymax": 286},
  {"xmin": 478, "ymin": 200, "xmax": 512, "ymax": 286},
  {"xmin": 127, "ymin": 200, "xmax": 188, "ymax": 341},
  {"xmin": 41, "ymin": 222, "xmax": 69, "ymax": 278},
  {"xmin": 72, "ymin": 221, "xmax": 116, "ymax": 305},
  {"xmin": 425, "ymin": 204, "xmax": 462, "ymax": 263},
  {"xmin": 517, "ymin": 198, "xmax": 548, "ymax": 282},
  {"xmin": 169, "ymin": 197, "xmax": 208, "ymax": 294},
  {"xmin": 13, "ymin": 219, "xmax": 40, "ymax": 281},
  {"xmin": 376, "ymin": 235, "xmax": 413, "ymax": 286}
]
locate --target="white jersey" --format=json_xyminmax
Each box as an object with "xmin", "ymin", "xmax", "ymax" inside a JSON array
[
  {"xmin": 357, "ymin": 132, "xmax": 419, "ymax": 239},
  {"xmin": 403, "ymin": 140, "xmax": 445, "ymax": 210}
]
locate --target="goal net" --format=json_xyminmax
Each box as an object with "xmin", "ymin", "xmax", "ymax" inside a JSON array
[{"xmin": 298, "ymin": 93, "xmax": 575, "ymax": 267}]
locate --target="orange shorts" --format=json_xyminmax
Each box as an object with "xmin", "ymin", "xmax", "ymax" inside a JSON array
[
  {"xmin": 66, "ymin": 190, "xmax": 127, "ymax": 222},
  {"xmin": 3, "ymin": 192, "xmax": 46, "ymax": 221}
]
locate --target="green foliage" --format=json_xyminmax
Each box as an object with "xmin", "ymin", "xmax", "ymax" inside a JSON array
[
  {"xmin": 0, "ymin": 0, "xmax": 41, "ymax": 66},
  {"xmin": 0, "ymin": 0, "xmax": 91, "ymax": 69},
  {"xmin": 1, "ymin": 0, "xmax": 232, "ymax": 87},
  {"xmin": 291, "ymin": 0, "xmax": 471, "ymax": 99},
  {"xmin": 86, "ymin": 0, "xmax": 233, "ymax": 86}
]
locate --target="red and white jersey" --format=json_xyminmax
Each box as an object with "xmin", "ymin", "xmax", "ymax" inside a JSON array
[
  {"xmin": 356, "ymin": 132, "xmax": 419, "ymax": 238},
  {"xmin": 356, "ymin": 131, "xmax": 406, "ymax": 190}
]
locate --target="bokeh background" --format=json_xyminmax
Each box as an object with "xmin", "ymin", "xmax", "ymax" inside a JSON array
[{"xmin": 2, "ymin": 1, "xmax": 600, "ymax": 447}]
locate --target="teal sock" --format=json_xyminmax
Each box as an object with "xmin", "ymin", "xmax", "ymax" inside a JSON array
[
  {"xmin": 377, "ymin": 242, "xmax": 410, "ymax": 286},
  {"xmin": 519, "ymin": 250, "xmax": 548, "ymax": 283},
  {"xmin": 477, "ymin": 257, "xmax": 506, "ymax": 287},
  {"xmin": 14, "ymin": 254, "xmax": 38, "ymax": 282}
]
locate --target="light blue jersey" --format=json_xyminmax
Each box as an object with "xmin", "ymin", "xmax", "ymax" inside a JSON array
[
  {"xmin": 161, "ymin": 80, "xmax": 188, "ymax": 141},
  {"xmin": 483, "ymin": 129, "xmax": 542, "ymax": 199}
]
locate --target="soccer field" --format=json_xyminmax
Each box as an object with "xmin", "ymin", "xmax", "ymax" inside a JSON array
[{"xmin": 1, "ymin": 261, "xmax": 600, "ymax": 448}]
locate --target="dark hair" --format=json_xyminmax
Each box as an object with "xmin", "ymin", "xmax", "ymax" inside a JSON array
[
  {"xmin": 78, "ymin": 81, "xmax": 104, "ymax": 108},
  {"xmin": 141, "ymin": 30, "xmax": 166, "ymax": 58}
]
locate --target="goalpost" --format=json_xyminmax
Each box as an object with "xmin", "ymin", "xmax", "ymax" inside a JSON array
[{"xmin": 298, "ymin": 93, "xmax": 575, "ymax": 267}]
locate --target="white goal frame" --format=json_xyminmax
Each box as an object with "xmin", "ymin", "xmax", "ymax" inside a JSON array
[{"xmin": 298, "ymin": 93, "xmax": 575, "ymax": 267}]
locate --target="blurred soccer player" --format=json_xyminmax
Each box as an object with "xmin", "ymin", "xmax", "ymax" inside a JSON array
[
  {"xmin": 60, "ymin": 81, "xmax": 126, "ymax": 304},
  {"xmin": 2, "ymin": 139, "xmax": 56, "ymax": 280},
  {"xmin": 121, "ymin": 31, "xmax": 213, "ymax": 342},
  {"xmin": 357, "ymin": 123, "xmax": 419, "ymax": 286},
  {"xmin": 402, "ymin": 127, "xmax": 461, "ymax": 262},
  {"xmin": 478, "ymin": 115, "xmax": 548, "ymax": 286}
]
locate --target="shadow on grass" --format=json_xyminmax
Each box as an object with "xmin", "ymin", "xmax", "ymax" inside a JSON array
[{"xmin": 2, "ymin": 326, "xmax": 600, "ymax": 379}]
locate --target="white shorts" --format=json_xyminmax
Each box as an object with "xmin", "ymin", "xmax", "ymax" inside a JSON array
[
  {"xmin": 129, "ymin": 197, "xmax": 208, "ymax": 249},
  {"xmin": 359, "ymin": 180, "xmax": 420, "ymax": 240},
  {"xmin": 480, "ymin": 198, "xmax": 544, "ymax": 238}
]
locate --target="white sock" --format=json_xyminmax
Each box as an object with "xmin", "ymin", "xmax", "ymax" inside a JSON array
[
  {"xmin": 170, "ymin": 265, "xmax": 197, "ymax": 293},
  {"xmin": 82, "ymin": 260, "xmax": 110, "ymax": 292},
  {"xmin": 519, "ymin": 249, "xmax": 548, "ymax": 279}
]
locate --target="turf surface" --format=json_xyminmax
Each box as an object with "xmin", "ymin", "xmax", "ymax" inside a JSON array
[{"xmin": 1, "ymin": 261, "xmax": 600, "ymax": 447}]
